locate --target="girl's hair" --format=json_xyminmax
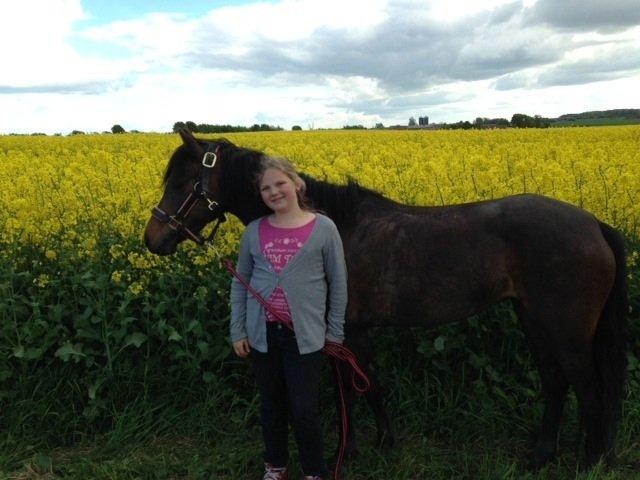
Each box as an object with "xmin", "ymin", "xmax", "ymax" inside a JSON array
[{"xmin": 255, "ymin": 156, "xmax": 314, "ymax": 211}]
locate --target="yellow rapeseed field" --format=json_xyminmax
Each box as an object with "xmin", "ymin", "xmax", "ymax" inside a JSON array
[{"xmin": 1, "ymin": 127, "xmax": 639, "ymax": 258}]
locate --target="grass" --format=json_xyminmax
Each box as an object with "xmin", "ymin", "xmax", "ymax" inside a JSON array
[{"xmin": 2, "ymin": 350, "xmax": 640, "ymax": 480}]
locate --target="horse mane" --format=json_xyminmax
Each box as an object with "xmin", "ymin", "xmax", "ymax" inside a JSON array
[
  {"xmin": 163, "ymin": 137, "xmax": 386, "ymax": 227},
  {"xmin": 303, "ymin": 175, "xmax": 385, "ymax": 228}
]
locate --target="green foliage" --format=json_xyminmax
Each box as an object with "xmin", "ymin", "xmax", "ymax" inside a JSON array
[
  {"xmin": 172, "ymin": 121, "xmax": 284, "ymax": 134},
  {"xmin": 1, "ymin": 234, "xmax": 639, "ymax": 478}
]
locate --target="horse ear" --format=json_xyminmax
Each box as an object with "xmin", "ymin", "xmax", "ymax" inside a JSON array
[{"xmin": 179, "ymin": 128, "xmax": 204, "ymax": 158}]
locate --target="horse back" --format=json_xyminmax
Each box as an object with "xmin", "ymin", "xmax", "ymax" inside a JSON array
[{"xmin": 343, "ymin": 194, "xmax": 615, "ymax": 328}]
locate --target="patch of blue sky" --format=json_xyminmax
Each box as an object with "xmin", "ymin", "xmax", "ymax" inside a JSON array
[
  {"xmin": 70, "ymin": 38, "xmax": 132, "ymax": 59},
  {"xmin": 77, "ymin": 0, "xmax": 266, "ymax": 27}
]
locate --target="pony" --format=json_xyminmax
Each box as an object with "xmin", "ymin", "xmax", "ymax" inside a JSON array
[{"xmin": 144, "ymin": 129, "xmax": 628, "ymax": 468}]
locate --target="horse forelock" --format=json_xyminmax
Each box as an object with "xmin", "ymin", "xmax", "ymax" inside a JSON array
[
  {"xmin": 162, "ymin": 138, "xmax": 239, "ymax": 187},
  {"xmin": 162, "ymin": 145, "xmax": 190, "ymax": 186}
]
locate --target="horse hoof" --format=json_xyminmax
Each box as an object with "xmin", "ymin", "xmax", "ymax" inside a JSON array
[{"xmin": 529, "ymin": 445, "xmax": 557, "ymax": 470}]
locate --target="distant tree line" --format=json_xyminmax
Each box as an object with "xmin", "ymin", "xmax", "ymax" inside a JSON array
[
  {"xmin": 173, "ymin": 121, "xmax": 283, "ymax": 134},
  {"xmin": 557, "ymin": 109, "xmax": 640, "ymax": 121},
  {"xmin": 404, "ymin": 114, "xmax": 550, "ymax": 129}
]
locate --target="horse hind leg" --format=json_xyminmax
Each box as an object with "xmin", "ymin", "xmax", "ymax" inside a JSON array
[
  {"xmin": 515, "ymin": 301, "xmax": 569, "ymax": 468},
  {"xmin": 525, "ymin": 303, "xmax": 612, "ymax": 468}
]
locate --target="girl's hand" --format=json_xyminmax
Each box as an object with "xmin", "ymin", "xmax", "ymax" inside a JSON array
[{"xmin": 233, "ymin": 339, "xmax": 251, "ymax": 358}]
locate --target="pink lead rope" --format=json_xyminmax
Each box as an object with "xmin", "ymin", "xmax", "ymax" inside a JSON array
[{"xmin": 222, "ymin": 258, "xmax": 371, "ymax": 480}]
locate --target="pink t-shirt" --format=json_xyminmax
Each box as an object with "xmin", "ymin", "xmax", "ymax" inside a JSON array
[{"xmin": 259, "ymin": 216, "xmax": 317, "ymax": 328}]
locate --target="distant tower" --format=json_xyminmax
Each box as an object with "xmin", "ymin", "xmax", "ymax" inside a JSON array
[{"xmin": 419, "ymin": 116, "xmax": 429, "ymax": 126}]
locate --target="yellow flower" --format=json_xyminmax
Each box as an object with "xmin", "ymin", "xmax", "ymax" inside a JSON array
[
  {"xmin": 128, "ymin": 281, "xmax": 145, "ymax": 296},
  {"xmin": 111, "ymin": 270, "xmax": 123, "ymax": 283},
  {"xmin": 193, "ymin": 286, "xmax": 208, "ymax": 300},
  {"xmin": 110, "ymin": 244, "xmax": 124, "ymax": 260},
  {"xmin": 34, "ymin": 274, "xmax": 50, "ymax": 288},
  {"xmin": 0, "ymin": 128, "xmax": 638, "ymax": 254}
]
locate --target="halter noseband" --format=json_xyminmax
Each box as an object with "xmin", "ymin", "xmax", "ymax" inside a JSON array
[{"xmin": 151, "ymin": 143, "xmax": 226, "ymax": 246}]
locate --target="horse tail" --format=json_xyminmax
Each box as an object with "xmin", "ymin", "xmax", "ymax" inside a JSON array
[{"xmin": 594, "ymin": 221, "xmax": 629, "ymax": 455}]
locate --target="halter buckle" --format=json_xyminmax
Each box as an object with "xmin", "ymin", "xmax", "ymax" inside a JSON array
[
  {"xmin": 168, "ymin": 215, "xmax": 182, "ymax": 231},
  {"xmin": 206, "ymin": 198, "xmax": 219, "ymax": 211},
  {"xmin": 202, "ymin": 151, "xmax": 217, "ymax": 168}
]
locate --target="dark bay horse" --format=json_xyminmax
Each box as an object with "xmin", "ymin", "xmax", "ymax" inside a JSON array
[{"xmin": 144, "ymin": 130, "xmax": 628, "ymax": 468}]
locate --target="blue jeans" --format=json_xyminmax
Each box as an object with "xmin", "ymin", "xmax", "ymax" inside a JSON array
[{"xmin": 251, "ymin": 322, "xmax": 328, "ymax": 477}]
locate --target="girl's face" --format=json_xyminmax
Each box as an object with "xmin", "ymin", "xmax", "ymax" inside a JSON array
[{"xmin": 259, "ymin": 168, "xmax": 300, "ymax": 214}]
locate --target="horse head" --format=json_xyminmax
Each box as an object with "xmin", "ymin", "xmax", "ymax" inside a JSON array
[{"xmin": 144, "ymin": 129, "xmax": 227, "ymax": 255}]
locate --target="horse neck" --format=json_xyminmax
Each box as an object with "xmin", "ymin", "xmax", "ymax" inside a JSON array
[
  {"xmin": 219, "ymin": 154, "xmax": 389, "ymax": 228},
  {"xmin": 303, "ymin": 176, "xmax": 388, "ymax": 230}
]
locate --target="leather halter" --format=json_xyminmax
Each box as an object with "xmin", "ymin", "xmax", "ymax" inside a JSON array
[{"xmin": 151, "ymin": 144, "xmax": 226, "ymax": 245}]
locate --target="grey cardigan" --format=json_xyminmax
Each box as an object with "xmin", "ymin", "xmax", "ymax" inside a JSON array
[{"xmin": 229, "ymin": 214, "xmax": 347, "ymax": 354}]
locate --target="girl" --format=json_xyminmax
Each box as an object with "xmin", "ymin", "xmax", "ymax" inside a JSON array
[{"xmin": 229, "ymin": 156, "xmax": 348, "ymax": 480}]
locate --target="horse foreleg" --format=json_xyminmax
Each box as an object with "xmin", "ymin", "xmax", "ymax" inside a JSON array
[{"xmin": 347, "ymin": 333, "xmax": 396, "ymax": 451}]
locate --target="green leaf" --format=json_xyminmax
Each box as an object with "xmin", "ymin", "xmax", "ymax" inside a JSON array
[
  {"xmin": 12, "ymin": 345, "xmax": 24, "ymax": 358},
  {"xmin": 54, "ymin": 342, "xmax": 85, "ymax": 362},
  {"xmin": 197, "ymin": 341, "xmax": 209, "ymax": 354},
  {"xmin": 434, "ymin": 336, "xmax": 445, "ymax": 352},
  {"xmin": 187, "ymin": 320, "xmax": 200, "ymax": 332},
  {"xmin": 24, "ymin": 347, "xmax": 44, "ymax": 360},
  {"xmin": 88, "ymin": 379, "xmax": 103, "ymax": 400},
  {"xmin": 123, "ymin": 332, "xmax": 147, "ymax": 349},
  {"xmin": 168, "ymin": 330, "xmax": 182, "ymax": 342},
  {"xmin": 34, "ymin": 453, "xmax": 52, "ymax": 473}
]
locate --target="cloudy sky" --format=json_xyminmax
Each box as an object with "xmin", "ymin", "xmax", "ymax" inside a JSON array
[{"xmin": 2, "ymin": 0, "xmax": 639, "ymax": 134}]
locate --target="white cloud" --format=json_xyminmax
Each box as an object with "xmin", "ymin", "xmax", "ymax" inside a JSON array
[{"xmin": 1, "ymin": 0, "xmax": 639, "ymax": 134}]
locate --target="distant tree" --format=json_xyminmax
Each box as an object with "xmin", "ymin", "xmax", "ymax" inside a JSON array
[
  {"xmin": 292, "ymin": 125, "xmax": 302, "ymax": 131},
  {"xmin": 408, "ymin": 116, "xmax": 416, "ymax": 127},
  {"xmin": 173, "ymin": 121, "xmax": 187, "ymax": 133},
  {"xmin": 185, "ymin": 121, "xmax": 198, "ymax": 132},
  {"xmin": 533, "ymin": 115, "xmax": 551, "ymax": 128},
  {"xmin": 511, "ymin": 113, "xmax": 550, "ymax": 128},
  {"xmin": 70, "ymin": 130, "xmax": 85, "ymax": 135},
  {"xmin": 490, "ymin": 118, "xmax": 510, "ymax": 126},
  {"xmin": 342, "ymin": 125, "xmax": 366, "ymax": 130},
  {"xmin": 511, "ymin": 113, "xmax": 533, "ymax": 128},
  {"xmin": 111, "ymin": 124, "xmax": 126, "ymax": 134},
  {"xmin": 375, "ymin": 123, "xmax": 385, "ymax": 129}
]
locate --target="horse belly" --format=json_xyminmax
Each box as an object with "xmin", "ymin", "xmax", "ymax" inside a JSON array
[{"xmin": 346, "ymin": 233, "xmax": 512, "ymax": 327}]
